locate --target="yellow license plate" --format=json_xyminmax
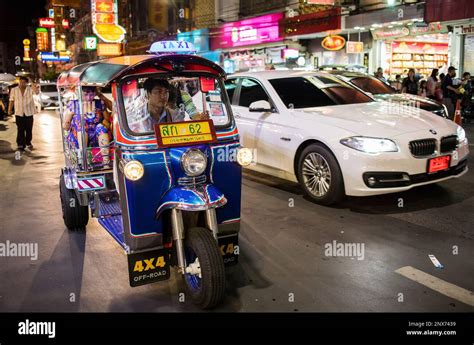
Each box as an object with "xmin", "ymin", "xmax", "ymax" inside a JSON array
[{"xmin": 154, "ymin": 120, "xmax": 217, "ymax": 147}]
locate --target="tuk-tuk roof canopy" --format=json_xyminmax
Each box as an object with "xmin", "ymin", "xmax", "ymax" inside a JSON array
[{"xmin": 57, "ymin": 54, "xmax": 226, "ymax": 88}]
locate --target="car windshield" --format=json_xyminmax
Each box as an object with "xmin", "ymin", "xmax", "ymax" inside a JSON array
[
  {"xmin": 121, "ymin": 75, "xmax": 231, "ymax": 135},
  {"xmin": 269, "ymin": 76, "xmax": 373, "ymax": 109},
  {"xmin": 41, "ymin": 84, "xmax": 57, "ymax": 92},
  {"xmin": 349, "ymin": 76, "xmax": 395, "ymax": 95}
]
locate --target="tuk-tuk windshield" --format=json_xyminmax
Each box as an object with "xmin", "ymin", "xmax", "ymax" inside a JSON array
[{"xmin": 122, "ymin": 76, "xmax": 231, "ymax": 135}]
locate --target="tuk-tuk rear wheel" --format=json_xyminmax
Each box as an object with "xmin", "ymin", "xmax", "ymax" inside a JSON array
[
  {"xmin": 59, "ymin": 173, "xmax": 89, "ymax": 230},
  {"xmin": 183, "ymin": 227, "xmax": 225, "ymax": 309}
]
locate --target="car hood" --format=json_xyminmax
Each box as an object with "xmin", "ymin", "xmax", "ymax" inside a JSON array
[
  {"xmin": 296, "ymin": 102, "xmax": 454, "ymax": 138},
  {"xmin": 373, "ymin": 93, "xmax": 443, "ymax": 112}
]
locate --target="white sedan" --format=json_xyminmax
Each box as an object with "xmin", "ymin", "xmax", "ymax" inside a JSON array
[{"xmin": 225, "ymin": 71, "xmax": 469, "ymax": 205}]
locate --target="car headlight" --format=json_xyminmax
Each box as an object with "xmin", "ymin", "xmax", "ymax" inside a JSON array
[
  {"xmin": 124, "ymin": 160, "xmax": 144, "ymax": 181},
  {"xmin": 181, "ymin": 149, "xmax": 207, "ymax": 177},
  {"xmin": 457, "ymin": 126, "xmax": 466, "ymax": 143},
  {"xmin": 340, "ymin": 137, "xmax": 399, "ymax": 153},
  {"xmin": 40, "ymin": 94, "xmax": 50, "ymax": 100},
  {"xmin": 237, "ymin": 147, "xmax": 253, "ymax": 166}
]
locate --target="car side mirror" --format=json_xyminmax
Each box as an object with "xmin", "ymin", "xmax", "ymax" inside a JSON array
[{"xmin": 249, "ymin": 100, "xmax": 273, "ymax": 112}]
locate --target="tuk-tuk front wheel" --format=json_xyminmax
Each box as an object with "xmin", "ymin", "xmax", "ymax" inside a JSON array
[
  {"xmin": 59, "ymin": 173, "xmax": 89, "ymax": 230},
  {"xmin": 183, "ymin": 227, "xmax": 225, "ymax": 309}
]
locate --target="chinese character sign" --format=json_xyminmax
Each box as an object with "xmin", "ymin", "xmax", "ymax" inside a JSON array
[{"xmin": 91, "ymin": 0, "xmax": 126, "ymax": 44}]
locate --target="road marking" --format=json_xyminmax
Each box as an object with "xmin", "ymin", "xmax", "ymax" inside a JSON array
[{"xmin": 395, "ymin": 266, "xmax": 474, "ymax": 307}]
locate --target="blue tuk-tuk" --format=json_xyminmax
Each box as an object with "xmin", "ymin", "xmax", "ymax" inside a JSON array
[{"xmin": 56, "ymin": 41, "xmax": 253, "ymax": 308}]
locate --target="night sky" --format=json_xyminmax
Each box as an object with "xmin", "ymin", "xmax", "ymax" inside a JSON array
[{"xmin": 0, "ymin": 0, "xmax": 46, "ymax": 71}]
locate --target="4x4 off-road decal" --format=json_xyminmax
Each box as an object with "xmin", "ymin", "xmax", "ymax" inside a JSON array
[
  {"xmin": 77, "ymin": 177, "xmax": 105, "ymax": 191},
  {"xmin": 127, "ymin": 247, "xmax": 170, "ymax": 287}
]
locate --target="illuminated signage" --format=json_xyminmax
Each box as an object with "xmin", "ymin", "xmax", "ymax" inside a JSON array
[
  {"xmin": 49, "ymin": 9, "xmax": 54, "ymax": 18},
  {"xmin": 56, "ymin": 39, "xmax": 66, "ymax": 51},
  {"xmin": 84, "ymin": 36, "xmax": 98, "ymax": 50},
  {"xmin": 97, "ymin": 43, "xmax": 122, "ymax": 56},
  {"xmin": 23, "ymin": 39, "xmax": 32, "ymax": 62},
  {"xmin": 91, "ymin": 0, "xmax": 126, "ymax": 43},
  {"xmin": 39, "ymin": 18, "xmax": 55, "ymax": 28},
  {"xmin": 36, "ymin": 28, "xmax": 49, "ymax": 51},
  {"xmin": 346, "ymin": 41, "xmax": 364, "ymax": 54},
  {"xmin": 283, "ymin": 48, "xmax": 299, "ymax": 59},
  {"xmin": 51, "ymin": 28, "xmax": 56, "ymax": 52},
  {"xmin": 306, "ymin": 0, "xmax": 335, "ymax": 4},
  {"xmin": 372, "ymin": 27, "xmax": 410, "ymax": 40},
  {"xmin": 410, "ymin": 22, "xmax": 444, "ymax": 36},
  {"xmin": 282, "ymin": 8, "xmax": 341, "ymax": 37},
  {"xmin": 40, "ymin": 52, "xmax": 71, "ymax": 62},
  {"xmin": 322, "ymin": 35, "xmax": 346, "ymax": 51},
  {"xmin": 211, "ymin": 13, "xmax": 283, "ymax": 49},
  {"xmin": 148, "ymin": 41, "xmax": 196, "ymax": 54},
  {"xmin": 177, "ymin": 28, "xmax": 209, "ymax": 53},
  {"xmin": 62, "ymin": 19, "xmax": 70, "ymax": 29}
]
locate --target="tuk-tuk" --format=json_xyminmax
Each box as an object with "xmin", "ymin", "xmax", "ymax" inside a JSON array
[{"xmin": 56, "ymin": 41, "xmax": 253, "ymax": 309}]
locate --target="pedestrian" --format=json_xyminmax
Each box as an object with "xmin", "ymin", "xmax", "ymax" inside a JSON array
[
  {"xmin": 439, "ymin": 73, "xmax": 445, "ymax": 84},
  {"xmin": 441, "ymin": 66, "xmax": 461, "ymax": 119},
  {"xmin": 7, "ymin": 77, "xmax": 38, "ymax": 152},
  {"xmin": 392, "ymin": 74, "xmax": 402, "ymax": 92},
  {"xmin": 460, "ymin": 72, "xmax": 472, "ymax": 111},
  {"xmin": 401, "ymin": 68, "xmax": 418, "ymax": 95},
  {"xmin": 418, "ymin": 80, "xmax": 428, "ymax": 97},
  {"xmin": 375, "ymin": 67, "xmax": 386, "ymax": 82},
  {"xmin": 426, "ymin": 68, "xmax": 443, "ymax": 101}
]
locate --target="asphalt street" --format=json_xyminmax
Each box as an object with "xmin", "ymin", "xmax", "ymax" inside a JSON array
[{"xmin": 0, "ymin": 110, "xmax": 473, "ymax": 312}]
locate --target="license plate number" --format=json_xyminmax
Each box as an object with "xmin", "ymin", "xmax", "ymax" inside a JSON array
[
  {"xmin": 154, "ymin": 119, "xmax": 217, "ymax": 148},
  {"xmin": 428, "ymin": 155, "xmax": 451, "ymax": 174}
]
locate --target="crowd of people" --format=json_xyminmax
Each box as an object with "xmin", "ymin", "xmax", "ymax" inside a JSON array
[{"xmin": 376, "ymin": 66, "xmax": 473, "ymax": 119}]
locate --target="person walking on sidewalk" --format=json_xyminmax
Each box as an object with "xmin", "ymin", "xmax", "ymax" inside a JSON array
[{"xmin": 7, "ymin": 77, "xmax": 38, "ymax": 152}]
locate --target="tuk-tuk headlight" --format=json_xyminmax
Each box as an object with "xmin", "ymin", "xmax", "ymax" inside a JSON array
[
  {"xmin": 181, "ymin": 149, "xmax": 207, "ymax": 177},
  {"xmin": 124, "ymin": 160, "xmax": 144, "ymax": 181},
  {"xmin": 237, "ymin": 147, "xmax": 253, "ymax": 166}
]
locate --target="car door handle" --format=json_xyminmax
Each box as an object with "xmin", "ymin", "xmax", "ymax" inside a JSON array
[{"xmin": 280, "ymin": 137, "xmax": 291, "ymax": 142}]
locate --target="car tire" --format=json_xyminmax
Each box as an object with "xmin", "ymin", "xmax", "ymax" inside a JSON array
[
  {"xmin": 59, "ymin": 172, "xmax": 89, "ymax": 230},
  {"xmin": 297, "ymin": 144, "xmax": 345, "ymax": 205},
  {"xmin": 182, "ymin": 227, "xmax": 226, "ymax": 309}
]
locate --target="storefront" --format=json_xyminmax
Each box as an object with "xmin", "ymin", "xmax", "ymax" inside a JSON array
[
  {"xmin": 210, "ymin": 13, "xmax": 287, "ymax": 73},
  {"xmin": 371, "ymin": 23, "xmax": 449, "ymax": 80},
  {"xmin": 345, "ymin": 3, "xmax": 430, "ymax": 75}
]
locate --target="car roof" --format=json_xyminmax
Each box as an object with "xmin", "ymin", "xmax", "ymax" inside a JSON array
[
  {"xmin": 229, "ymin": 70, "xmax": 340, "ymax": 81},
  {"xmin": 324, "ymin": 70, "xmax": 373, "ymax": 79}
]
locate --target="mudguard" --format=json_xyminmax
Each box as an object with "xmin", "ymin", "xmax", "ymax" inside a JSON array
[{"xmin": 155, "ymin": 184, "xmax": 227, "ymax": 219}]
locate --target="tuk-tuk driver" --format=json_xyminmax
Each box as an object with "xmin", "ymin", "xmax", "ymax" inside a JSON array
[{"xmin": 143, "ymin": 78, "xmax": 209, "ymax": 131}]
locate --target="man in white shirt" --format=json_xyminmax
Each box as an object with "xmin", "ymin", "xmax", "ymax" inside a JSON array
[{"xmin": 8, "ymin": 77, "xmax": 38, "ymax": 151}]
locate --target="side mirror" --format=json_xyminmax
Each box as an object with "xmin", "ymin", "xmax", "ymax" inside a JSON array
[{"xmin": 249, "ymin": 100, "xmax": 273, "ymax": 112}]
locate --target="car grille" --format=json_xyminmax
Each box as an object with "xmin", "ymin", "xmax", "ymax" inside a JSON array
[
  {"xmin": 440, "ymin": 135, "xmax": 458, "ymax": 153},
  {"xmin": 409, "ymin": 139, "xmax": 436, "ymax": 157},
  {"xmin": 177, "ymin": 175, "xmax": 206, "ymax": 186}
]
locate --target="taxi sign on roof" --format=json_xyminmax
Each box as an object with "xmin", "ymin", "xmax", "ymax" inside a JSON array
[{"xmin": 148, "ymin": 40, "xmax": 197, "ymax": 55}]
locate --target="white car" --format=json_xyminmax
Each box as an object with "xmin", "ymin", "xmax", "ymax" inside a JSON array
[
  {"xmin": 39, "ymin": 82, "xmax": 60, "ymax": 109},
  {"xmin": 225, "ymin": 71, "xmax": 469, "ymax": 205}
]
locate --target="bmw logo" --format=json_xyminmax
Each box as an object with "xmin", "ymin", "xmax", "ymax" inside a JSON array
[{"xmin": 429, "ymin": 129, "xmax": 437, "ymax": 135}]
